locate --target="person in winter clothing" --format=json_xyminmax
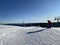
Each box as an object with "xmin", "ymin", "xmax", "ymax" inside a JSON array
[{"xmin": 47, "ymin": 20, "xmax": 52, "ymax": 28}]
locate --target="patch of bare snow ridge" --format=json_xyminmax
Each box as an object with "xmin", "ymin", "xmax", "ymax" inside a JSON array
[{"xmin": 0, "ymin": 25, "xmax": 60, "ymax": 45}]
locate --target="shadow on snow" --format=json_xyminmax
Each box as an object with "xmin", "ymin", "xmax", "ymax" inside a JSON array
[{"xmin": 27, "ymin": 29, "xmax": 46, "ymax": 34}]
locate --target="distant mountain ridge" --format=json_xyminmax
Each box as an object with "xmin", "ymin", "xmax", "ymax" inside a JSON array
[{"xmin": 3, "ymin": 22, "xmax": 60, "ymax": 27}]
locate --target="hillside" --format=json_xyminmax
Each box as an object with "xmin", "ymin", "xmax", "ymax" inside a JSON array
[{"xmin": 0, "ymin": 25, "xmax": 60, "ymax": 45}]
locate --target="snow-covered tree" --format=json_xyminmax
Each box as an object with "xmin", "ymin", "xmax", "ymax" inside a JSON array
[{"xmin": 54, "ymin": 17, "xmax": 60, "ymax": 22}]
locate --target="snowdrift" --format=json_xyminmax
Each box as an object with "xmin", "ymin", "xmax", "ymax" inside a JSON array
[{"xmin": 0, "ymin": 25, "xmax": 60, "ymax": 45}]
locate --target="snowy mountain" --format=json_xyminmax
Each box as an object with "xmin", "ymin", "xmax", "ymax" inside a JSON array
[{"xmin": 0, "ymin": 25, "xmax": 60, "ymax": 45}]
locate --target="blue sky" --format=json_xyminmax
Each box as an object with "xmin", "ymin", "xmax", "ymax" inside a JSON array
[{"xmin": 0, "ymin": 0, "xmax": 60, "ymax": 23}]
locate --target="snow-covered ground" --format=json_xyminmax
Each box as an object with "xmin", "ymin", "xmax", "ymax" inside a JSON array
[{"xmin": 0, "ymin": 25, "xmax": 60, "ymax": 45}]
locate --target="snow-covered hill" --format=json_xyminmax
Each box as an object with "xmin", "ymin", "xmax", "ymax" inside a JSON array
[{"xmin": 0, "ymin": 25, "xmax": 60, "ymax": 45}]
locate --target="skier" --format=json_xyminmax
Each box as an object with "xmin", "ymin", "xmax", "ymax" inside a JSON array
[{"xmin": 47, "ymin": 20, "xmax": 52, "ymax": 28}]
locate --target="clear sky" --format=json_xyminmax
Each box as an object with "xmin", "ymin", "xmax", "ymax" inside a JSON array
[{"xmin": 0, "ymin": 0, "xmax": 60, "ymax": 23}]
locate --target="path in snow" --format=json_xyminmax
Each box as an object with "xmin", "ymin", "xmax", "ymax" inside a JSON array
[{"xmin": 0, "ymin": 25, "xmax": 60, "ymax": 45}]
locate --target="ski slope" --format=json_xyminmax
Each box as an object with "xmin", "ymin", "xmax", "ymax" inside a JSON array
[{"xmin": 0, "ymin": 25, "xmax": 60, "ymax": 45}]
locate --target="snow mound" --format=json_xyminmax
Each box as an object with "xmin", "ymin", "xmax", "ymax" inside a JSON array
[{"xmin": 0, "ymin": 25, "xmax": 60, "ymax": 45}]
